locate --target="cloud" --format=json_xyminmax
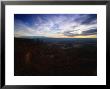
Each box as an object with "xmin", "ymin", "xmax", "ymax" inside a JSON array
[
  {"xmin": 63, "ymin": 28, "xmax": 97, "ymax": 37},
  {"xmin": 82, "ymin": 29, "xmax": 97, "ymax": 35},
  {"xmin": 14, "ymin": 14, "xmax": 97, "ymax": 38},
  {"xmin": 73, "ymin": 14, "xmax": 97, "ymax": 25}
]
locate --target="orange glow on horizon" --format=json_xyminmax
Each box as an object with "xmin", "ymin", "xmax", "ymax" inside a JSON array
[
  {"xmin": 46, "ymin": 34, "xmax": 97, "ymax": 38},
  {"xmin": 15, "ymin": 33, "xmax": 97, "ymax": 38}
]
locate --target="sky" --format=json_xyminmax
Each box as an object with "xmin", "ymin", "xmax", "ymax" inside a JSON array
[{"xmin": 14, "ymin": 14, "xmax": 97, "ymax": 38}]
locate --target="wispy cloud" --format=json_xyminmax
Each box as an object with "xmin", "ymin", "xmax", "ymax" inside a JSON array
[{"xmin": 14, "ymin": 14, "xmax": 97, "ymax": 38}]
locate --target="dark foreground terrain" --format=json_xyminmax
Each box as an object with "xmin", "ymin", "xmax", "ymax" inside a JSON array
[{"xmin": 14, "ymin": 38, "xmax": 97, "ymax": 76}]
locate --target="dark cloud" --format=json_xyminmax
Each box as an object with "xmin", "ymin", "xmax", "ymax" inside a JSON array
[
  {"xmin": 63, "ymin": 29, "xmax": 97, "ymax": 37},
  {"xmin": 74, "ymin": 14, "xmax": 97, "ymax": 25},
  {"xmin": 63, "ymin": 30, "xmax": 80, "ymax": 36},
  {"xmin": 81, "ymin": 15, "xmax": 97, "ymax": 24},
  {"xmin": 82, "ymin": 29, "xmax": 97, "ymax": 35},
  {"xmin": 64, "ymin": 31, "xmax": 74, "ymax": 36}
]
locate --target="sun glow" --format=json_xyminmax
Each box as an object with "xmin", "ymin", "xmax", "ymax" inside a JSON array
[{"xmin": 77, "ymin": 30, "xmax": 82, "ymax": 34}]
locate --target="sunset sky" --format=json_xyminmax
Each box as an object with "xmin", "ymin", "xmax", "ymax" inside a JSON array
[{"xmin": 14, "ymin": 14, "xmax": 97, "ymax": 38}]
